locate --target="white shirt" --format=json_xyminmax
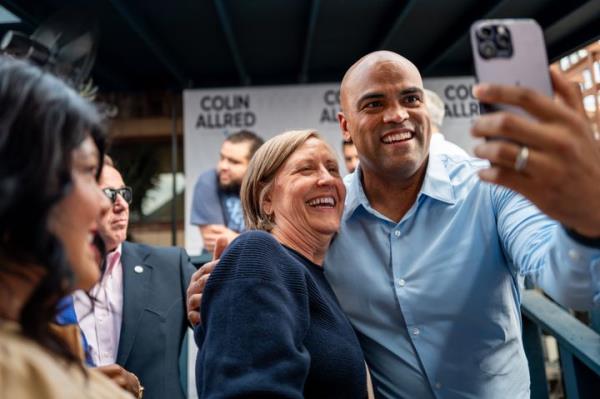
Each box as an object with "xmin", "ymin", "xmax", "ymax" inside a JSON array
[
  {"xmin": 430, "ymin": 132, "xmax": 470, "ymax": 158},
  {"xmin": 73, "ymin": 244, "xmax": 124, "ymax": 366}
]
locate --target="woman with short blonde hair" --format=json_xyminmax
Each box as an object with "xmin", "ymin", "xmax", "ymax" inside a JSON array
[{"xmin": 195, "ymin": 129, "xmax": 371, "ymax": 398}]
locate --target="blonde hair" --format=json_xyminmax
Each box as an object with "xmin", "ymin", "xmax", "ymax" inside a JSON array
[{"xmin": 241, "ymin": 129, "xmax": 323, "ymax": 231}]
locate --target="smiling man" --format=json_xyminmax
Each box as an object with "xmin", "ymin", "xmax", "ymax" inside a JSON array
[{"xmin": 323, "ymin": 50, "xmax": 600, "ymax": 398}]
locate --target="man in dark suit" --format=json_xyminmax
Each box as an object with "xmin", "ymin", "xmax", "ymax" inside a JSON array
[{"xmin": 73, "ymin": 159, "xmax": 195, "ymax": 399}]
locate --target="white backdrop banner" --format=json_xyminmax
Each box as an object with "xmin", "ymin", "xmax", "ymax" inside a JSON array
[{"xmin": 183, "ymin": 78, "xmax": 479, "ymax": 255}]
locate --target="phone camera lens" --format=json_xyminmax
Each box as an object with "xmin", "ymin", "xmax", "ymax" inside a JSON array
[
  {"xmin": 477, "ymin": 26, "xmax": 493, "ymax": 40},
  {"xmin": 496, "ymin": 32, "xmax": 511, "ymax": 48},
  {"xmin": 479, "ymin": 41, "xmax": 497, "ymax": 59}
]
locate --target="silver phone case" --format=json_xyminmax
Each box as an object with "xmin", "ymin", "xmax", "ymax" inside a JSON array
[{"xmin": 470, "ymin": 19, "xmax": 553, "ymax": 118}]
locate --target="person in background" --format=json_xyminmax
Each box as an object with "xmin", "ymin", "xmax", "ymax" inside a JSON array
[
  {"xmin": 0, "ymin": 56, "xmax": 131, "ymax": 398},
  {"xmin": 73, "ymin": 159, "xmax": 196, "ymax": 399},
  {"xmin": 424, "ymin": 88, "xmax": 469, "ymax": 157},
  {"xmin": 194, "ymin": 130, "xmax": 373, "ymax": 398},
  {"xmin": 191, "ymin": 130, "xmax": 264, "ymax": 253},
  {"xmin": 342, "ymin": 138, "xmax": 360, "ymax": 174}
]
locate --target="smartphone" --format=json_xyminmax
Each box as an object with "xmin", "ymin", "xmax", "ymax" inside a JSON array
[{"xmin": 470, "ymin": 19, "xmax": 553, "ymax": 118}]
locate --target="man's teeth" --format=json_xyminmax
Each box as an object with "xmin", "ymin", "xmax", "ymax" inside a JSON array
[
  {"xmin": 307, "ymin": 197, "xmax": 336, "ymax": 207},
  {"xmin": 382, "ymin": 132, "xmax": 412, "ymax": 143},
  {"xmin": 88, "ymin": 233, "xmax": 94, "ymax": 243}
]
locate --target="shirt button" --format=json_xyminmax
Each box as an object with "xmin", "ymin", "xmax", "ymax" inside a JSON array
[
  {"xmin": 568, "ymin": 249, "xmax": 581, "ymax": 261},
  {"xmin": 412, "ymin": 327, "xmax": 420, "ymax": 336},
  {"xmin": 394, "ymin": 230, "xmax": 401, "ymax": 238},
  {"xmin": 398, "ymin": 279, "xmax": 406, "ymax": 287},
  {"xmin": 435, "ymin": 382, "xmax": 442, "ymax": 389}
]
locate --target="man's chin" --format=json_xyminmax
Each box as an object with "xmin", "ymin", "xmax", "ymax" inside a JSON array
[
  {"xmin": 218, "ymin": 182, "xmax": 242, "ymax": 194},
  {"xmin": 105, "ymin": 232, "xmax": 126, "ymax": 250}
]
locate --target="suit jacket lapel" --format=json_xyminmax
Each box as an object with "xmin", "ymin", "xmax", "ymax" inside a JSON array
[{"xmin": 116, "ymin": 241, "xmax": 153, "ymax": 365}]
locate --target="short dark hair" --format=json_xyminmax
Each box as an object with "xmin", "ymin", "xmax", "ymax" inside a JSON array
[
  {"xmin": 342, "ymin": 138, "xmax": 354, "ymax": 147},
  {"xmin": 225, "ymin": 130, "xmax": 264, "ymax": 160},
  {"xmin": 0, "ymin": 55, "xmax": 106, "ymax": 364}
]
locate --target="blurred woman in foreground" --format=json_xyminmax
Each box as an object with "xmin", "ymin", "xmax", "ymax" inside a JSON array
[
  {"xmin": 195, "ymin": 130, "xmax": 373, "ymax": 398},
  {"xmin": 0, "ymin": 56, "xmax": 132, "ymax": 398}
]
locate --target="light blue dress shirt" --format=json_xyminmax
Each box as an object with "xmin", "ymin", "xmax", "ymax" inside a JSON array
[{"xmin": 325, "ymin": 150, "xmax": 600, "ymax": 399}]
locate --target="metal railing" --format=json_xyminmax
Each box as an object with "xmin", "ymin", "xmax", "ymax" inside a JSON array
[{"xmin": 522, "ymin": 290, "xmax": 600, "ymax": 398}]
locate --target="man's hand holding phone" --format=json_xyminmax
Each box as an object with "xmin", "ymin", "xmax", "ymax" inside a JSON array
[{"xmin": 471, "ymin": 67, "xmax": 600, "ymax": 238}]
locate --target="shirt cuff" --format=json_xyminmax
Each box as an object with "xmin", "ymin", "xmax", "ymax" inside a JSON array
[
  {"xmin": 559, "ymin": 228, "xmax": 600, "ymax": 307},
  {"xmin": 559, "ymin": 227, "xmax": 600, "ymax": 263}
]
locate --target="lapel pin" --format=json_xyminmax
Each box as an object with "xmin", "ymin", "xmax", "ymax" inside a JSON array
[{"xmin": 134, "ymin": 265, "xmax": 144, "ymax": 274}]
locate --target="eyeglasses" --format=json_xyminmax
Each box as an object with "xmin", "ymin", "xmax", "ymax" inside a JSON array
[{"xmin": 102, "ymin": 187, "xmax": 133, "ymax": 204}]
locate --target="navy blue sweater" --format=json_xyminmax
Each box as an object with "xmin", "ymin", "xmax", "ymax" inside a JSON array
[{"xmin": 194, "ymin": 230, "xmax": 367, "ymax": 398}]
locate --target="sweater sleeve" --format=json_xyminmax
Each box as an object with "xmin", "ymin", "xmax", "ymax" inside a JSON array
[{"xmin": 194, "ymin": 231, "xmax": 310, "ymax": 398}]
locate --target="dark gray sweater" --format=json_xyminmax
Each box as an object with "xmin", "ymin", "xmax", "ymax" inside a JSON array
[{"xmin": 194, "ymin": 230, "xmax": 367, "ymax": 398}]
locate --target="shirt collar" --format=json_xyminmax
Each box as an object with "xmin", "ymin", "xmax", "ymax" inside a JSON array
[
  {"xmin": 105, "ymin": 243, "xmax": 123, "ymax": 276},
  {"xmin": 420, "ymin": 153, "xmax": 457, "ymax": 205},
  {"xmin": 343, "ymin": 154, "xmax": 457, "ymax": 221},
  {"xmin": 343, "ymin": 168, "xmax": 368, "ymax": 220}
]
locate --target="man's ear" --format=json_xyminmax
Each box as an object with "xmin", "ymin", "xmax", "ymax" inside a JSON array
[{"xmin": 337, "ymin": 111, "xmax": 352, "ymax": 142}]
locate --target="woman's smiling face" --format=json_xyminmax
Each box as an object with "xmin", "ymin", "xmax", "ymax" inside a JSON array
[{"xmin": 266, "ymin": 137, "xmax": 346, "ymax": 244}]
